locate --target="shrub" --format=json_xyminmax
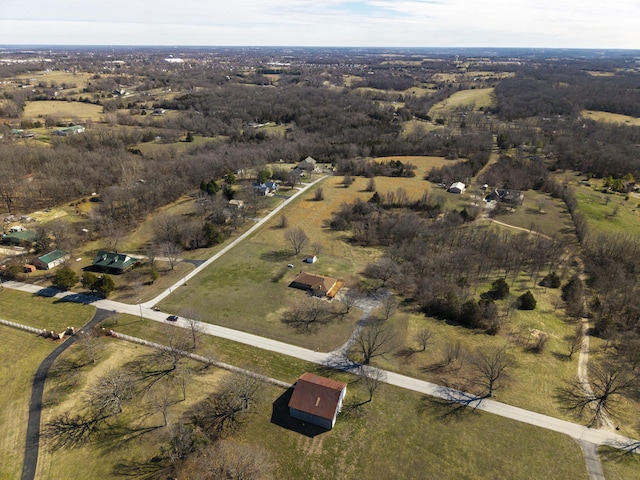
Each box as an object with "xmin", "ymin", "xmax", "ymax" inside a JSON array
[
  {"xmin": 482, "ymin": 278, "xmax": 510, "ymax": 300},
  {"xmin": 518, "ymin": 290, "xmax": 537, "ymax": 310},
  {"xmin": 539, "ymin": 271, "xmax": 561, "ymax": 288},
  {"xmin": 52, "ymin": 266, "xmax": 79, "ymax": 290}
]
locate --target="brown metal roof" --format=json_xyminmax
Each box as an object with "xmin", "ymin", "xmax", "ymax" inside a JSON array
[
  {"xmin": 290, "ymin": 272, "xmax": 337, "ymax": 294},
  {"xmin": 288, "ymin": 372, "xmax": 346, "ymax": 421}
]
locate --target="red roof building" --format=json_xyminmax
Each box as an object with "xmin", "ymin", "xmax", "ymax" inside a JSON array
[{"xmin": 288, "ymin": 372, "xmax": 347, "ymax": 429}]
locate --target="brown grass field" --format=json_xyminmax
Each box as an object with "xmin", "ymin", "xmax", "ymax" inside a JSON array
[
  {"xmin": 22, "ymin": 100, "xmax": 104, "ymax": 122},
  {"xmin": 581, "ymin": 110, "xmax": 640, "ymax": 126},
  {"xmin": 429, "ymin": 87, "xmax": 495, "ymax": 116}
]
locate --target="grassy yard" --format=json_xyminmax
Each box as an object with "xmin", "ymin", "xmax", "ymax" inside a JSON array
[
  {"xmin": 33, "ymin": 333, "xmax": 589, "ymax": 480},
  {"xmin": 490, "ymin": 189, "xmax": 577, "ymax": 241},
  {"xmin": 0, "ymin": 289, "xmax": 95, "ymax": 332},
  {"xmin": 600, "ymin": 446, "xmax": 640, "ymax": 480},
  {"xmin": 0, "ymin": 327, "xmax": 57, "ymax": 480},
  {"xmin": 572, "ymin": 185, "xmax": 640, "ymax": 237}
]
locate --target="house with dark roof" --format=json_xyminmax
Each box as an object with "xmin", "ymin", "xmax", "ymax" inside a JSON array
[
  {"xmin": 288, "ymin": 372, "xmax": 347, "ymax": 429},
  {"xmin": 485, "ymin": 188, "xmax": 525, "ymax": 206},
  {"xmin": 289, "ymin": 272, "xmax": 342, "ymax": 298},
  {"xmin": 33, "ymin": 249, "xmax": 69, "ymax": 270},
  {"xmin": 91, "ymin": 251, "xmax": 139, "ymax": 274}
]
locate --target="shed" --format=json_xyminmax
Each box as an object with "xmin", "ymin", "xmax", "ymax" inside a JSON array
[
  {"xmin": 33, "ymin": 249, "xmax": 70, "ymax": 270},
  {"xmin": 303, "ymin": 255, "xmax": 318, "ymax": 264},
  {"xmin": 288, "ymin": 372, "xmax": 347, "ymax": 429},
  {"xmin": 2, "ymin": 230, "xmax": 36, "ymax": 246}
]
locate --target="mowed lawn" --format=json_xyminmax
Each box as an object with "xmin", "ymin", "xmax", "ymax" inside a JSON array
[
  {"xmin": 23, "ymin": 100, "xmax": 104, "ymax": 122},
  {"xmin": 0, "ymin": 289, "xmax": 95, "ymax": 332},
  {"xmin": 33, "ymin": 332, "xmax": 588, "ymax": 480},
  {"xmin": 0, "ymin": 327, "xmax": 57, "ymax": 480}
]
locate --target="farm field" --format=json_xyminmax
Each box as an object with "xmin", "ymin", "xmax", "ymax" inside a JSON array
[
  {"xmin": 429, "ymin": 87, "xmax": 495, "ymax": 117},
  {"xmin": 582, "ymin": 110, "xmax": 640, "ymax": 126},
  {"xmin": 0, "ymin": 327, "xmax": 57, "ymax": 480},
  {"xmin": 22, "ymin": 100, "xmax": 104, "ymax": 122}
]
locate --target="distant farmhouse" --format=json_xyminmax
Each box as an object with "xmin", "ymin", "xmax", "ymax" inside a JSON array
[
  {"xmin": 289, "ymin": 272, "xmax": 343, "ymax": 298},
  {"xmin": 91, "ymin": 251, "xmax": 139, "ymax": 274},
  {"xmin": 54, "ymin": 125, "xmax": 85, "ymax": 136},
  {"xmin": 288, "ymin": 372, "xmax": 347, "ymax": 429},
  {"xmin": 292, "ymin": 156, "xmax": 317, "ymax": 177}
]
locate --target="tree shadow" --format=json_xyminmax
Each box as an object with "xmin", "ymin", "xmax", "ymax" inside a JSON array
[
  {"xmin": 260, "ymin": 249, "xmax": 292, "ymax": 262},
  {"xmin": 395, "ymin": 347, "xmax": 418, "ymax": 359},
  {"xmin": 421, "ymin": 384, "xmax": 485, "ymax": 421},
  {"xmin": 599, "ymin": 441, "xmax": 640, "ymax": 463},
  {"xmin": 111, "ymin": 457, "xmax": 169, "ymax": 480},
  {"xmin": 270, "ymin": 387, "xmax": 330, "ymax": 438}
]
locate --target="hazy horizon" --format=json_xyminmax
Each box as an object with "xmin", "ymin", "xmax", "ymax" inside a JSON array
[{"xmin": 2, "ymin": 1, "xmax": 639, "ymax": 50}]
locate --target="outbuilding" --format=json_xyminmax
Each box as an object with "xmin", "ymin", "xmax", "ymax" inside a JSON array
[
  {"xmin": 448, "ymin": 181, "xmax": 466, "ymax": 194},
  {"xmin": 288, "ymin": 372, "xmax": 347, "ymax": 429}
]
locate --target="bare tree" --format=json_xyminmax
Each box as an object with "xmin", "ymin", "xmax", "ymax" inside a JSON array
[
  {"xmin": 365, "ymin": 178, "xmax": 376, "ymax": 192},
  {"xmin": 565, "ymin": 324, "xmax": 585, "ymax": 360},
  {"xmin": 469, "ymin": 346, "xmax": 513, "ymax": 398},
  {"xmin": 340, "ymin": 287, "xmax": 363, "ymax": 314},
  {"xmin": 352, "ymin": 319, "xmax": 397, "ymax": 365},
  {"xmin": 182, "ymin": 309, "xmax": 205, "ymax": 349},
  {"xmin": 172, "ymin": 364, "xmax": 195, "ymax": 401},
  {"xmin": 76, "ymin": 326, "xmax": 103, "ymax": 364},
  {"xmin": 380, "ymin": 295, "xmax": 397, "ymax": 321},
  {"xmin": 84, "ymin": 368, "xmax": 136, "ymax": 416},
  {"xmin": 365, "ymin": 257, "xmax": 400, "ymax": 288},
  {"xmin": 284, "ymin": 227, "xmax": 309, "ymax": 255},
  {"xmin": 160, "ymin": 241, "xmax": 183, "ymax": 271},
  {"xmin": 415, "ymin": 328, "xmax": 433, "ymax": 352},
  {"xmin": 179, "ymin": 440, "xmax": 274, "ymax": 480},
  {"xmin": 155, "ymin": 326, "xmax": 193, "ymax": 370},
  {"xmin": 558, "ymin": 362, "xmax": 640, "ymax": 427},
  {"xmin": 359, "ymin": 365, "xmax": 387, "ymax": 403},
  {"xmin": 190, "ymin": 372, "xmax": 264, "ymax": 437},
  {"xmin": 311, "ymin": 241, "xmax": 323, "ymax": 256},
  {"xmin": 277, "ymin": 214, "xmax": 289, "ymax": 229},
  {"xmin": 281, "ymin": 298, "xmax": 333, "ymax": 333}
]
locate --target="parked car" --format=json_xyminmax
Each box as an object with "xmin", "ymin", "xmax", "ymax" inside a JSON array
[
  {"xmin": 152, "ymin": 306, "xmax": 161, "ymax": 311},
  {"xmin": 166, "ymin": 315, "xmax": 179, "ymax": 321}
]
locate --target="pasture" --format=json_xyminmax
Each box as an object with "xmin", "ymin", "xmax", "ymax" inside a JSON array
[
  {"xmin": 582, "ymin": 110, "xmax": 640, "ymax": 126},
  {"xmin": 23, "ymin": 100, "xmax": 104, "ymax": 122},
  {"xmin": 429, "ymin": 87, "xmax": 495, "ymax": 116}
]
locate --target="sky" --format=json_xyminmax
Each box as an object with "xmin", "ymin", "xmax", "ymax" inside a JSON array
[{"xmin": 1, "ymin": 0, "xmax": 639, "ymax": 49}]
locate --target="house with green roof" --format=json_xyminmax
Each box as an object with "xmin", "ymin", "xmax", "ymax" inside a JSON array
[
  {"xmin": 91, "ymin": 251, "xmax": 139, "ymax": 274},
  {"xmin": 2, "ymin": 230, "xmax": 36, "ymax": 246},
  {"xmin": 33, "ymin": 249, "xmax": 70, "ymax": 270}
]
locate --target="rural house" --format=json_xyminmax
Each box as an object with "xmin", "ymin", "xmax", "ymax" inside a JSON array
[
  {"xmin": 91, "ymin": 251, "xmax": 139, "ymax": 274},
  {"xmin": 2, "ymin": 230, "xmax": 36, "ymax": 246},
  {"xmin": 288, "ymin": 372, "xmax": 347, "ymax": 429},
  {"xmin": 54, "ymin": 125, "xmax": 85, "ymax": 136},
  {"xmin": 485, "ymin": 188, "xmax": 525, "ymax": 206},
  {"xmin": 33, "ymin": 249, "xmax": 69, "ymax": 270},
  {"xmin": 289, "ymin": 272, "xmax": 342, "ymax": 298}
]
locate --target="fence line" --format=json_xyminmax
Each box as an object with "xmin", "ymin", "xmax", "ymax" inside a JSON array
[
  {"xmin": 0, "ymin": 318, "xmax": 46, "ymax": 335},
  {"xmin": 110, "ymin": 331, "xmax": 291, "ymax": 389}
]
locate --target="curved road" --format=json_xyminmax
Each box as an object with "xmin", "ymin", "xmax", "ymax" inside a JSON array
[{"xmin": 20, "ymin": 308, "xmax": 114, "ymax": 480}]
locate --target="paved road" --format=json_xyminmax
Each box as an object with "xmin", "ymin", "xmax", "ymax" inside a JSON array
[
  {"xmin": 20, "ymin": 308, "xmax": 113, "ymax": 480},
  {"xmin": 141, "ymin": 176, "xmax": 328, "ymax": 309},
  {"xmin": 7, "ymin": 278, "xmax": 638, "ymax": 456}
]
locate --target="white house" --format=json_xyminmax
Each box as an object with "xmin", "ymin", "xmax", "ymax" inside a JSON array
[
  {"xmin": 448, "ymin": 181, "xmax": 466, "ymax": 194},
  {"xmin": 32, "ymin": 249, "xmax": 69, "ymax": 270}
]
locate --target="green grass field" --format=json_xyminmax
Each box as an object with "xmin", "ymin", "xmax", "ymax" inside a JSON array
[
  {"xmin": 0, "ymin": 327, "xmax": 57, "ymax": 480},
  {"xmin": 0, "ymin": 289, "xmax": 95, "ymax": 332}
]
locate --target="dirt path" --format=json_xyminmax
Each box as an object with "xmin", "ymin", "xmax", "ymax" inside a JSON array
[{"xmin": 20, "ymin": 308, "xmax": 113, "ymax": 480}]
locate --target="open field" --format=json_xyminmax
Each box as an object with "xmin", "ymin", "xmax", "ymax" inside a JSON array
[
  {"xmin": 572, "ymin": 184, "xmax": 640, "ymax": 237},
  {"xmin": 582, "ymin": 110, "xmax": 640, "ymax": 126},
  {"xmin": 0, "ymin": 327, "xmax": 57, "ymax": 480},
  {"xmin": 23, "ymin": 100, "xmax": 104, "ymax": 122},
  {"xmin": 33, "ymin": 332, "xmax": 588, "ymax": 480},
  {"xmin": 429, "ymin": 87, "xmax": 495, "ymax": 116}
]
